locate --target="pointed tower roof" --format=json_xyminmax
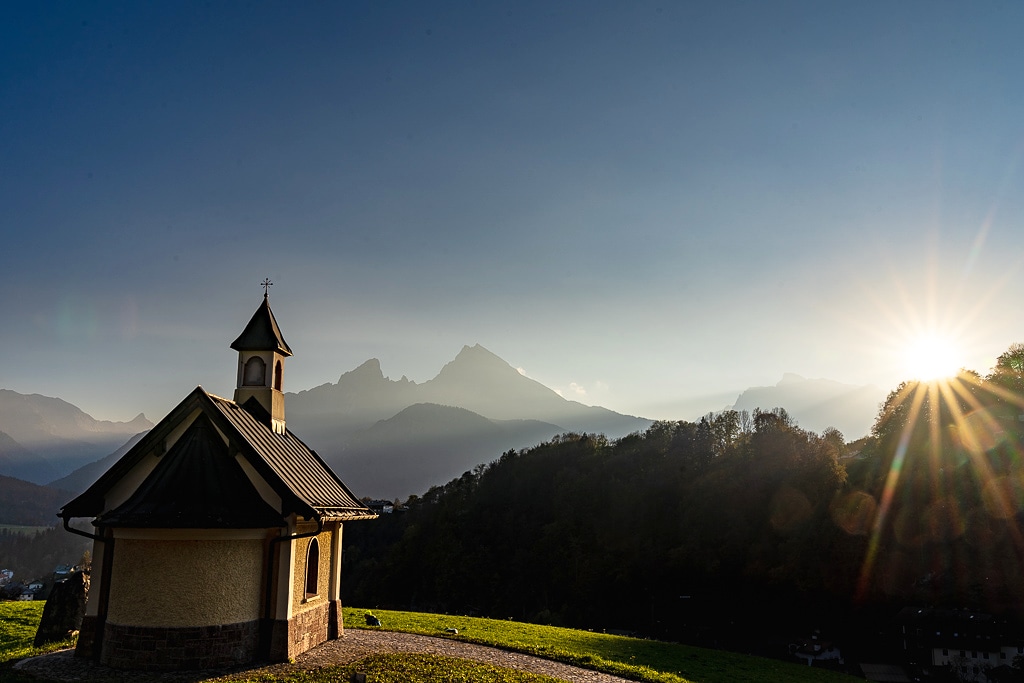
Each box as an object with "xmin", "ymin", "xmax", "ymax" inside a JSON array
[{"xmin": 231, "ymin": 294, "xmax": 293, "ymax": 356}]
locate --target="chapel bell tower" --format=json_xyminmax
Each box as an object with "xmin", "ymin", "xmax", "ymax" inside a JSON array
[{"xmin": 231, "ymin": 281, "xmax": 292, "ymax": 434}]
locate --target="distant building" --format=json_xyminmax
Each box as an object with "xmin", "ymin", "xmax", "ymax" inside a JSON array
[
  {"xmin": 61, "ymin": 291, "xmax": 376, "ymax": 670},
  {"xmin": 896, "ymin": 607, "xmax": 1024, "ymax": 682},
  {"xmin": 789, "ymin": 630, "xmax": 842, "ymax": 667},
  {"xmin": 366, "ymin": 499, "xmax": 395, "ymax": 514}
]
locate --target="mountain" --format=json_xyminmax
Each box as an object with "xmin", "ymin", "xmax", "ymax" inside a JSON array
[
  {"xmin": 287, "ymin": 344, "xmax": 652, "ymax": 498},
  {"xmin": 287, "ymin": 358, "xmax": 419, "ymax": 436},
  {"xmin": 0, "ymin": 474, "xmax": 72, "ymax": 526},
  {"xmin": 422, "ymin": 345, "xmax": 647, "ymax": 435},
  {"xmin": 47, "ymin": 431, "xmax": 149, "ymax": 496},
  {"xmin": 337, "ymin": 403, "xmax": 564, "ymax": 499},
  {"xmin": 0, "ymin": 431, "xmax": 37, "ymax": 482},
  {"xmin": 729, "ymin": 373, "xmax": 885, "ymax": 439},
  {"xmin": 0, "ymin": 390, "xmax": 153, "ymax": 484}
]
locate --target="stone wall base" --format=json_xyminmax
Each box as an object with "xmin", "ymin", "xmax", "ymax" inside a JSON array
[
  {"xmin": 100, "ymin": 620, "xmax": 259, "ymax": 670},
  {"xmin": 264, "ymin": 599, "xmax": 342, "ymax": 662},
  {"xmin": 83, "ymin": 603, "xmax": 344, "ymax": 667}
]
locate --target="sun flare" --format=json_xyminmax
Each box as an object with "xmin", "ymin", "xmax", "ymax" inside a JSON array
[{"xmin": 903, "ymin": 334, "xmax": 963, "ymax": 381}]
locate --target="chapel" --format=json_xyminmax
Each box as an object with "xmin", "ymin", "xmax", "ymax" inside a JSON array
[{"xmin": 60, "ymin": 289, "xmax": 376, "ymax": 670}]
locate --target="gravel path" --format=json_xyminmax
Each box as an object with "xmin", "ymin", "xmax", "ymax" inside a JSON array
[{"xmin": 13, "ymin": 630, "xmax": 635, "ymax": 683}]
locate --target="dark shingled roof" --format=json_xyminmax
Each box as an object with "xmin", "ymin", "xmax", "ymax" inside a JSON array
[
  {"xmin": 62, "ymin": 387, "xmax": 374, "ymax": 526},
  {"xmin": 97, "ymin": 413, "xmax": 284, "ymax": 528},
  {"xmin": 207, "ymin": 394, "xmax": 370, "ymax": 518},
  {"xmin": 230, "ymin": 296, "xmax": 293, "ymax": 356}
]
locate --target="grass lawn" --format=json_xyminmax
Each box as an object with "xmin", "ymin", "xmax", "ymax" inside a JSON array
[
  {"xmin": 0, "ymin": 601, "xmax": 76, "ymax": 683},
  {"xmin": 0, "ymin": 601, "xmax": 861, "ymax": 683},
  {"xmin": 341, "ymin": 608, "xmax": 861, "ymax": 683},
  {"xmin": 0, "ymin": 602, "xmax": 62, "ymax": 665}
]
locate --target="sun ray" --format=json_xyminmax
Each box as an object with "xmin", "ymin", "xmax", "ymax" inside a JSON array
[
  {"xmin": 857, "ymin": 380, "xmax": 928, "ymax": 600},
  {"xmin": 857, "ymin": 368, "xmax": 1024, "ymax": 606},
  {"xmin": 939, "ymin": 376, "xmax": 1024, "ymax": 545},
  {"xmin": 856, "ymin": 366, "xmax": 1024, "ymax": 600}
]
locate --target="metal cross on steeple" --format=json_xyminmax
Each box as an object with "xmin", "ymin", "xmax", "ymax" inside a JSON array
[{"xmin": 261, "ymin": 278, "xmax": 273, "ymax": 298}]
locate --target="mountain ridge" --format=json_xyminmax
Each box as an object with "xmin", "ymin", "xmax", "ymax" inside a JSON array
[
  {"xmin": 729, "ymin": 373, "xmax": 884, "ymax": 439},
  {"xmin": 288, "ymin": 343, "xmax": 649, "ymax": 431},
  {"xmin": 335, "ymin": 402, "xmax": 565, "ymax": 499},
  {"xmin": 0, "ymin": 390, "xmax": 154, "ymax": 483},
  {"xmin": 285, "ymin": 343, "xmax": 652, "ymax": 498},
  {"xmin": 5, "ymin": 349, "xmax": 887, "ymax": 501}
]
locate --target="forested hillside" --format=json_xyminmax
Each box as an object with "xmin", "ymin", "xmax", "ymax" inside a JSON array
[
  {"xmin": 0, "ymin": 476, "xmax": 70, "ymax": 526},
  {"xmin": 344, "ymin": 410, "xmax": 855, "ymax": 650},
  {"xmin": 0, "ymin": 526, "xmax": 90, "ymax": 584},
  {"xmin": 343, "ymin": 344, "xmax": 1024, "ymax": 655}
]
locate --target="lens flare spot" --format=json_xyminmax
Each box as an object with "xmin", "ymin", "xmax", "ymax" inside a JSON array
[
  {"xmin": 56, "ymin": 297, "xmax": 99, "ymax": 340},
  {"xmin": 878, "ymin": 549, "xmax": 913, "ymax": 597},
  {"xmin": 952, "ymin": 409, "xmax": 1005, "ymax": 454},
  {"xmin": 831, "ymin": 491, "xmax": 877, "ymax": 536},
  {"xmin": 894, "ymin": 507, "xmax": 927, "ymax": 547},
  {"xmin": 925, "ymin": 498, "xmax": 965, "ymax": 542},
  {"xmin": 770, "ymin": 486, "xmax": 812, "ymax": 534},
  {"xmin": 965, "ymin": 508, "xmax": 999, "ymax": 551},
  {"xmin": 981, "ymin": 476, "xmax": 1024, "ymax": 520}
]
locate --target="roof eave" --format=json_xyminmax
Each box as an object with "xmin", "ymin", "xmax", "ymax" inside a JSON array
[
  {"xmin": 61, "ymin": 387, "xmax": 211, "ymax": 520},
  {"xmin": 317, "ymin": 510, "xmax": 379, "ymax": 521}
]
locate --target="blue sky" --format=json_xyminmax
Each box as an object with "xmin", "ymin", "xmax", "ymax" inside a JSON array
[{"xmin": 4, "ymin": 1, "xmax": 1024, "ymax": 426}]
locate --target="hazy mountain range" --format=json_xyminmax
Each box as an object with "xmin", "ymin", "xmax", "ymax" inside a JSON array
[
  {"xmin": 0, "ymin": 389, "xmax": 152, "ymax": 484},
  {"xmin": 286, "ymin": 344, "xmax": 652, "ymax": 498},
  {"xmin": 0, "ymin": 344, "xmax": 887, "ymax": 509},
  {"xmin": 728, "ymin": 373, "xmax": 886, "ymax": 440}
]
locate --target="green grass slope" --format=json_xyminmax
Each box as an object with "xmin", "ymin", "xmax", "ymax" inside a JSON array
[
  {"xmin": 342, "ymin": 608, "xmax": 861, "ymax": 683},
  {"xmin": 0, "ymin": 602, "xmax": 860, "ymax": 683},
  {"xmin": 0, "ymin": 601, "xmax": 76, "ymax": 683}
]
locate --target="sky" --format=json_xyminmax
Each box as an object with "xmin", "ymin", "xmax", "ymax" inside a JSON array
[{"xmin": 3, "ymin": 1, "xmax": 1024, "ymax": 425}]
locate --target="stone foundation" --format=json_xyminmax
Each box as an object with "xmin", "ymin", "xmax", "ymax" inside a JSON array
[
  {"xmin": 100, "ymin": 620, "xmax": 259, "ymax": 670},
  {"xmin": 265, "ymin": 599, "xmax": 342, "ymax": 662}
]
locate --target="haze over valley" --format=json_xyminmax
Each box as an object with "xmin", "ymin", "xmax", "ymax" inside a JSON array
[{"xmin": 0, "ymin": 343, "xmax": 885, "ymax": 499}]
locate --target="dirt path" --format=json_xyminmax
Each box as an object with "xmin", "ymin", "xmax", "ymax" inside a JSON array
[{"xmin": 14, "ymin": 630, "xmax": 635, "ymax": 683}]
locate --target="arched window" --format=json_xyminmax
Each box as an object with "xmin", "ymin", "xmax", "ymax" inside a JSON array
[
  {"xmin": 274, "ymin": 360, "xmax": 283, "ymax": 391},
  {"xmin": 243, "ymin": 356, "xmax": 266, "ymax": 386},
  {"xmin": 304, "ymin": 538, "xmax": 319, "ymax": 598}
]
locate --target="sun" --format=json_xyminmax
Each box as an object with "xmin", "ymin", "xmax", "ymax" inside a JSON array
[{"xmin": 903, "ymin": 333, "xmax": 963, "ymax": 381}]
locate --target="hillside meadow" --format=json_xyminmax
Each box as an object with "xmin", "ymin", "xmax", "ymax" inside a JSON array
[
  {"xmin": 0, "ymin": 601, "xmax": 858, "ymax": 683},
  {"xmin": 337, "ymin": 608, "xmax": 859, "ymax": 683}
]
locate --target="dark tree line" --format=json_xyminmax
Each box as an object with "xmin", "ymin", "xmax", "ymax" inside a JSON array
[
  {"xmin": 0, "ymin": 525, "xmax": 90, "ymax": 586},
  {"xmin": 342, "ymin": 343, "xmax": 1024, "ymax": 652},
  {"xmin": 343, "ymin": 408, "xmax": 856, "ymax": 646}
]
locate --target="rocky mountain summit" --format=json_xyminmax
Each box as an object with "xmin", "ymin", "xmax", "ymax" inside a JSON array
[{"xmin": 286, "ymin": 344, "xmax": 652, "ymax": 498}]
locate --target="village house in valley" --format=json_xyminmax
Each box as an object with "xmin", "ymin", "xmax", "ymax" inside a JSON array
[{"xmin": 60, "ymin": 289, "xmax": 376, "ymax": 670}]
